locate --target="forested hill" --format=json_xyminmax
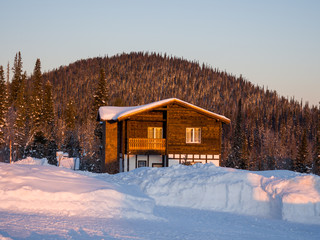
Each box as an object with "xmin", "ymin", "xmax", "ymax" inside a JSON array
[{"xmin": 41, "ymin": 52, "xmax": 319, "ymax": 172}]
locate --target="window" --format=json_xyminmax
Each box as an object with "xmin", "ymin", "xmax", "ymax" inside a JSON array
[
  {"xmin": 186, "ymin": 128, "xmax": 201, "ymax": 143},
  {"xmin": 148, "ymin": 127, "xmax": 163, "ymax": 139},
  {"xmin": 138, "ymin": 160, "xmax": 147, "ymax": 168}
]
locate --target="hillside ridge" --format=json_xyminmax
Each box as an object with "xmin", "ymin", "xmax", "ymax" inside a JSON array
[{"xmin": 41, "ymin": 52, "xmax": 319, "ymax": 171}]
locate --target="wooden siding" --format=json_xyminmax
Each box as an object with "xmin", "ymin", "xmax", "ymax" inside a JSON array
[
  {"xmin": 104, "ymin": 121, "xmax": 119, "ymax": 173},
  {"xmin": 127, "ymin": 120, "xmax": 165, "ymax": 139},
  {"xmin": 127, "ymin": 111, "xmax": 165, "ymax": 121},
  {"xmin": 166, "ymin": 103, "xmax": 221, "ymax": 155},
  {"xmin": 123, "ymin": 103, "xmax": 221, "ymax": 156}
]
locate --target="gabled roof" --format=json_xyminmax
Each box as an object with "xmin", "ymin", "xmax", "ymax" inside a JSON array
[{"xmin": 98, "ymin": 98, "xmax": 230, "ymax": 123}]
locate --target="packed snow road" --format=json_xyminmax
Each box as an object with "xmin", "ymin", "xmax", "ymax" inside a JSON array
[{"xmin": 1, "ymin": 206, "xmax": 319, "ymax": 240}]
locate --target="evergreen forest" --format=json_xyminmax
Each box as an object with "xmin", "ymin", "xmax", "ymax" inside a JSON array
[{"xmin": 0, "ymin": 52, "xmax": 319, "ymax": 174}]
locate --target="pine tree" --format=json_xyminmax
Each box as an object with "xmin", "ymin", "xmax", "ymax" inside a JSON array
[
  {"xmin": 313, "ymin": 108, "xmax": 320, "ymax": 175},
  {"xmin": 63, "ymin": 99, "xmax": 81, "ymax": 158},
  {"xmin": 226, "ymin": 99, "xmax": 244, "ymax": 169},
  {"xmin": 92, "ymin": 68, "xmax": 109, "ymax": 119},
  {"xmin": 14, "ymin": 71, "xmax": 28, "ymax": 159},
  {"xmin": 40, "ymin": 80, "xmax": 57, "ymax": 164},
  {"xmin": 241, "ymin": 136, "xmax": 249, "ymax": 169},
  {"xmin": 42, "ymin": 80, "xmax": 55, "ymax": 137},
  {"xmin": 29, "ymin": 131, "xmax": 47, "ymax": 159},
  {"xmin": 294, "ymin": 130, "xmax": 309, "ymax": 173},
  {"xmin": 46, "ymin": 140, "xmax": 58, "ymax": 165},
  {"xmin": 64, "ymin": 132, "xmax": 81, "ymax": 158},
  {"xmin": 91, "ymin": 68, "xmax": 109, "ymax": 172},
  {"xmin": 31, "ymin": 59, "xmax": 44, "ymax": 130},
  {"xmin": 0, "ymin": 66, "xmax": 8, "ymax": 146},
  {"xmin": 28, "ymin": 79, "xmax": 56, "ymax": 162},
  {"xmin": 65, "ymin": 99, "xmax": 76, "ymax": 130},
  {"xmin": 10, "ymin": 52, "xmax": 23, "ymax": 105},
  {"xmin": 249, "ymin": 122, "xmax": 261, "ymax": 170},
  {"xmin": 6, "ymin": 62, "xmax": 10, "ymax": 84}
]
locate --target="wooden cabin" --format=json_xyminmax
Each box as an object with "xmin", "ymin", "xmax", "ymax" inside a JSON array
[{"xmin": 97, "ymin": 98, "xmax": 230, "ymax": 174}]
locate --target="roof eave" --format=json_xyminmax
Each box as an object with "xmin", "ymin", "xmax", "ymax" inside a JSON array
[
  {"xmin": 115, "ymin": 98, "xmax": 230, "ymax": 124},
  {"xmin": 116, "ymin": 100, "xmax": 172, "ymax": 121}
]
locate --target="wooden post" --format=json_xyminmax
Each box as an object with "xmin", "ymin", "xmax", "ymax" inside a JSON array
[
  {"xmin": 122, "ymin": 121, "xmax": 126, "ymax": 172},
  {"xmin": 165, "ymin": 105, "xmax": 169, "ymax": 167},
  {"xmin": 9, "ymin": 139, "xmax": 12, "ymax": 164}
]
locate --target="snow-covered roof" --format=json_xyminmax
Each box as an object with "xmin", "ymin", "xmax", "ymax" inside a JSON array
[{"xmin": 98, "ymin": 98, "xmax": 230, "ymax": 123}]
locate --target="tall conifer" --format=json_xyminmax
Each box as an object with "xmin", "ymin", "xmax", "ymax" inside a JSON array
[
  {"xmin": 226, "ymin": 99, "xmax": 245, "ymax": 169},
  {"xmin": 0, "ymin": 66, "xmax": 8, "ymax": 145},
  {"xmin": 14, "ymin": 71, "xmax": 28, "ymax": 158},
  {"xmin": 43, "ymin": 80, "xmax": 55, "ymax": 136},
  {"xmin": 31, "ymin": 59, "xmax": 44, "ymax": 130},
  {"xmin": 294, "ymin": 130, "xmax": 309, "ymax": 173},
  {"xmin": 92, "ymin": 68, "xmax": 109, "ymax": 119},
  {"xmin": 10, "ymin": 52, "xmax": 23, "ymax": 105},
  {"xmin": 63, "ymin": 99, "xmax": 81, "ymax": 158},
  {"xmin": 313, "ymin": 108, "xmax": 320, "ymax": 175},
  {"xmin": 91, "ymin": 68, "xmax": 109, "ymax": 172},
  {"xmin": 65, "ymin": 99, "xmax": 76, "ymax": 130}
]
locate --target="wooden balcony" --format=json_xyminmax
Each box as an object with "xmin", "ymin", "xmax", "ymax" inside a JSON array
[{"xmin": 128, "ymin": 138, "xmax": 166, "ymax": 153}]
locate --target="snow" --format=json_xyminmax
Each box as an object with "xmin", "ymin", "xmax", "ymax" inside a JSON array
[
  {"xmin": 12, "ymin": 156, "xmax": 49, "ymax": 166},
  {"xmin": 98, "ymin": 98, "xmax": 230, "ymax": 123},
  {"xmin": 0, "ymin": 162, "xmax": 155, "ymax": 219},
  {"xmin": 105, "ymin": 164, "xmax": 320, "ymax": 224},
  {"xmin": 0, "ymin": 159, "xmax": 320, "ymax": 239},
  {"xmin": 98, "ymin": 98, "xmax": 180, "ymax": 120}
]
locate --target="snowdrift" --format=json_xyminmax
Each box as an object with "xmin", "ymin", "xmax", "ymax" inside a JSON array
[
  {"xmin": 0, "ymin": 162, "xmax": 155, "ymax": 219},
  {"xmin": 12, "ymin": 156, "xmax": 49, "ymax": 166},
  {"xmin": 111, "ymin": 164, "xmax": 320, "ymax": 225},
  {"xmin": 1, "ymin": 160, "xmax": 320, "ymax": 225}
]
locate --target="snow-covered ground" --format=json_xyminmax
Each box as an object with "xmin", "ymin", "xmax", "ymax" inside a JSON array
[{"xmin": 0, "ymin": 159, "xmax": 319, "ymax": 239}]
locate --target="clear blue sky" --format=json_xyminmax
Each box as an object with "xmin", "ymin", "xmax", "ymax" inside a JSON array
[{"xmin": 1, "ymin": 0, "xmax": 319, "ymax": 106}]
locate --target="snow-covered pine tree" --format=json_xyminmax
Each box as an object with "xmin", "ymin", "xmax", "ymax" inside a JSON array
[
  {"xmin": 294, "ymin": 130, "xmax": 309, "ymax": 173},
  {"xmin": 31, "ymin": 59, "xmax": 44, "ymax": 130},
  {"xmin": 0, "ymin": 66, "xmax": 8, "ymax": 146}
]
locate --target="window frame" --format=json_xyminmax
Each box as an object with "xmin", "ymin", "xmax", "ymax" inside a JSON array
[
  {"xmin": 148, "ymin": 127, "xmax": 163, "ymax": 139},
  {"xmin": 138, "ymin": 160, "xmax": 147, "ymax": 168},
  {"xmin": 186, "ymin": 127, "xmax": 201, "ymax": 144}
]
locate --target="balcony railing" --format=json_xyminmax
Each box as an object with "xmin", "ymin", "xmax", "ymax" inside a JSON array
[{"xmin": 128, "ymin": 138, "xmax": 166, "ymax": 151}]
